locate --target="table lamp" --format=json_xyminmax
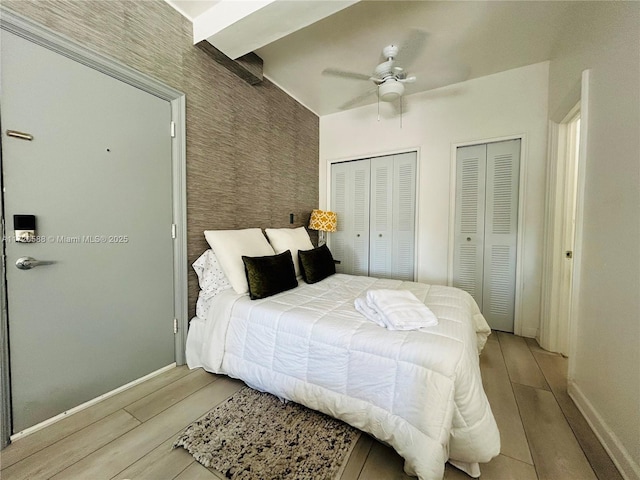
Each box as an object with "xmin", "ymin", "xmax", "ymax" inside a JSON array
[{"xmin": 308, "ymin": 209, "xmax": 337, "ymax": 246}]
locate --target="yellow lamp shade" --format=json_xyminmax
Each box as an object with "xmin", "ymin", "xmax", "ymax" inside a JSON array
[{"xmin": 309, "ymin": 209, "xmax": 337, "ymax": 232}]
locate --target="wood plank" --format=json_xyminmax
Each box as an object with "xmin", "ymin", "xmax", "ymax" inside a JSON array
[
  {"xmin": 0, "ymin": 365, "xmax": 191, "ymax": 468},
  {"xmin": 526, "ymin": 338, "xmax": 624, "ymax": 480},
  {"xmin": 480, "ymin": 338, "xmax": 533, "ymax": 464},
  {"xmin": 50, "ymin": 377, "xmax": 245, "ymax": 480},
  {"xmin": 486, "ymin": 330, "xmax": 499, "ymax": 343},
  {"xmin": 205, "ymin": 469, "xmax": 227, "ymax": 480},
  {"xmin": 173, "ymin": 462, "xmax": 220, "ymax": 480},
  {"xmin": 340, "ymin": 434, "xmax": 374, "ymax": 480},
  {"xmin": 111, "ymin": 437, "xmax": 195, "ymax": 480},
  {"xmin": 445, "ymin": 454, "xmax": 537, "ymax": 480},
  {"xmin": 513, "ymin": 383, "xmax": 597, "ymax": 480},
  {"xmin": 524, "ymin": 339, "xmax": 569, "ymax": 395},
  {"xmin": 357, "ymin": 441, "xmax": 412, "ymax": 480},
  {"xmin": 125, "ymin": 368, "xmax": 219, "ymax": 422},
  {"xmin": 497, "ymin": 332, "xmax": 549, "ymax": 390},
  {"xmin": 1, "ymin": 410, "xmax": 140, "ymax": 480}
]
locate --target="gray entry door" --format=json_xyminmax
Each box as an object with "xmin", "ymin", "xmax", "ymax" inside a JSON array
[{"xmin": 1, "ymin": 31, "xmax": 175, "ymax": 433}]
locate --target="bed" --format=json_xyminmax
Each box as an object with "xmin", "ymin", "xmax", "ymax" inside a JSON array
[{"xmin": 186, "ymin": 228, "xmax": 500, "ymax": 480}]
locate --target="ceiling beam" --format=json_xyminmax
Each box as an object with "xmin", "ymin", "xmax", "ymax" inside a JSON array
[
  {"xmin": 196, "ymin": 40, "xmax": 263, "ymax": 85},
  {"xmin": 193, "ymin": 0, "xmax": 359, "ymax": 60}
]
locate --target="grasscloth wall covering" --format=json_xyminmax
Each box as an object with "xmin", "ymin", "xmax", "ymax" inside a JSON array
[{"xmin": 4, "ymin": 1, "xmax": 319, "ymax": 317}]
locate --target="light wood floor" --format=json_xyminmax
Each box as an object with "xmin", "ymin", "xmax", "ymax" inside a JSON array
[{"xmin": 0, "ymin": 332, "xmax": 622, "ymax": 480}]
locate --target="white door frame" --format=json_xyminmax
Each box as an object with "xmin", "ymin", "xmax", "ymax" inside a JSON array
[
  {"xmin": 0, "ymin": 191, "xmax": 9, "ymax": 449},
  {"xmin": 539, "ymin": 70, "xmax": 589, "ymax": 366},
  {"xmin": 567, "ymin": 70, "xmax": 590, "ymax": 378},
  {"xmin": 539, "ymin": 104, "xmax": 580, "ymax": 355},
  {"xmin": 0, "ymin": 9, "xmax": 188, "ymax": 445},
  {"xmin": 448, "ymin": 133, "xmax": 528, "ymax": 336}
]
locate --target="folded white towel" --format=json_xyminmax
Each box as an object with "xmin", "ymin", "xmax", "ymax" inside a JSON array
[
  {"xmin": 366, "ymin": 289, "xmax": 439, "ymax": 330},
  {"xmin": 354, "ymin": 297, "xmax": 385, "ymax": 327}
]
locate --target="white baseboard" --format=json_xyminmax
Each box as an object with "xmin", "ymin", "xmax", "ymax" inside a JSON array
[
  {"xmin": 10, "ymin": 363, "xmax": 176, "ymax": 442},
  {"xmin": 568, "ymin": 379, "xmax": 640, "ymax": 480}
]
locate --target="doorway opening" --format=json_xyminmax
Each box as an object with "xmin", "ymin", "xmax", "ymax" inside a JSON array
[{"xmin": 540, "ymin": 105, "xmax": 581, "ymax": 356}]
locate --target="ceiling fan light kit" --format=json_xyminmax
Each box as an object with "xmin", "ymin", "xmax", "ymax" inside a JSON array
[
  {"xmin": 322, "ymin": 31, "xmax": 427, "ymax": 124},
  {"xmin": 378, "ymin": 80, "xmax": 404, "ymax": 102}
]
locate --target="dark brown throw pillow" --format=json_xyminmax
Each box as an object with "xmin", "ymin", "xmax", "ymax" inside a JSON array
[
  {"xmin": 298, "ymin": 244, "xmax": 336, "ymax": 284},
  {"xmin": 242, "ymin": 250, "xmax": 298, "ymax": 300}
]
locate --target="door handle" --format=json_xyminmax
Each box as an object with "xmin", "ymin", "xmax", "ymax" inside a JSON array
[{"xmin": 15, "ymin": 256, "xmax": 55, "ymax": 270}]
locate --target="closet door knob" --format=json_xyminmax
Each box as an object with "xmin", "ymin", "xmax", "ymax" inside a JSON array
[
  {"xmin": 467, "ymin": 237, "xmax": 471, "ymax": 241},
  {"xmin": 356, "ymin": 234, "xmax": 360, "ymax": 237},
  {"xmin": 379, "ymin": 234, "xmax": 382, "ymax": 237}
]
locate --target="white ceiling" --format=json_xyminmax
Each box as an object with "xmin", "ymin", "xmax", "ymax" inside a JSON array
[{"xmin": 166, "ymin": 1, "xmax": 580, "ymax": 116}]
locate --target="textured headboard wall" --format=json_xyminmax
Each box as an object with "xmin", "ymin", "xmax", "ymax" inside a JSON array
[{"xmin": 7, "ymin": 0, "xmax": 320, "ymax": 317}]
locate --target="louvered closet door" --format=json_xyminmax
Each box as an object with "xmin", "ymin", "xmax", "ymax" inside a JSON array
[
  {"xmin": 331, "ymin": 153, "xmax": 415, "ymax": 280},
  {"xmin": 392, "ymin": 153, "xmax": 416, "ymax": 280},
  {"xmin": 453, "ymin": 140, "xmax": 520, "ymax": 332},
  {"xmin": 482, "ymin": 140, "xmax": 520, "ymax": 331},
  {"xmin": 331, "ymin": 160, "xmax": 370, "ymax": 275},
  {"xmin": 351, "ymin": 161, "xmax": 371, "ymax": 275},
  {"xmin": 369, "ymin": 155, "xmax": 394, "ymax": 277},
  {"xmin": 331, "ymin": 162, "xmax": 349, "ymax": 273},
  {"xmin": 453, "ymin": 144, "xmax": 487, "ymax": 309}
]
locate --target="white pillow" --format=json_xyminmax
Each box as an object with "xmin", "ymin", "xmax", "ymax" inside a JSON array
[
  {"xmin": 192, "ymin": 250, "xmax": 232, "ymax": 319},
  {"xmin": 204, "ymin": 228, "xmax": 275, "ymax": 294},
  {"xmin": 192, "ymin": 249, "xmax": 230, "ymax": 294},
  {"xmin": 265, "ymin": 227, "xmax": 314, "ymax": 277}
]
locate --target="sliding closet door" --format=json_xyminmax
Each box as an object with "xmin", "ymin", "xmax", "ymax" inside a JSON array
[
  {"xmin": 453, "ymin": 139, "xmax": 520, "ymax": 332},
  {"xmin": 331, "ymin": 152, "xmax": 416, "ymax": 280},
  {"xmin": 331, "ymin": 162, "xmax": 349, "ymax": 274},
  {"xmin": 369, "ymin": 155, "xmax": 394, "ymax": 277},
  {"xmin": 453, "ymin": 144, "xmax": 487, "ymax": 309},
  {"xmin": 482, "ymin": 140, "xmax": 520, "ymax": 331},
  {"xmin": 392, "ymin": 153, "xmax": 417, "ymax": 280},
  {"xmin": 331, "ymin": 160, "xmax": 370, "ymax": 275}
]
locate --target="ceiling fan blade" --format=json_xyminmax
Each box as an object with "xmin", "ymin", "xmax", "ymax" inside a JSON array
[
  {"xmin": 395, "ymin": 29, "xmax": 428, "ymax": 70},
  {"xmin": 322, "ymin": 68, "xmax": 372, "ymax": 81},
  {"xmin": 339, "ymin": 87, "xmax": 378, "ymax": 110}
]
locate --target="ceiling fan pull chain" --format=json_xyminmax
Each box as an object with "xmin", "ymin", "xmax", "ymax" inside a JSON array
[{"xmin": 377, "ymin": 86, "xmax": 380, "ymax": 122}]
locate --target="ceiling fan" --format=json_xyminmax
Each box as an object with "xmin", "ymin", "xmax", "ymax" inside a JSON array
[{"xmin": 322, "ymin": 30, "xmax": 427, "ymax": 112}]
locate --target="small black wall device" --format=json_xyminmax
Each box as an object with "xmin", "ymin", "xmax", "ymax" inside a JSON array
[{"xmin": 14, "ymin": 214, "xmax": 36, "ymax": 243}]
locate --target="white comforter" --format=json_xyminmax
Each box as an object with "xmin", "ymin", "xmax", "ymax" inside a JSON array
[{"xmin": 186, "ymin": 274, "xmax": 500, "ymax": 480}]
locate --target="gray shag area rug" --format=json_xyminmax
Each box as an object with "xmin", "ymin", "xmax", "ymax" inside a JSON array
[{"xmin": 173, "ymin": 387, "xmax": 361, "ymax": 480}]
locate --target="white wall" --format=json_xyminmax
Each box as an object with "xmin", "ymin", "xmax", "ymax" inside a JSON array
[
  {"xmin": 320, "ymin": 62, "xmax": 549, "ymax": 337},
  {"xmin": 548, "ymin": 3, "xmax": 640, "ymax": 479}
]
